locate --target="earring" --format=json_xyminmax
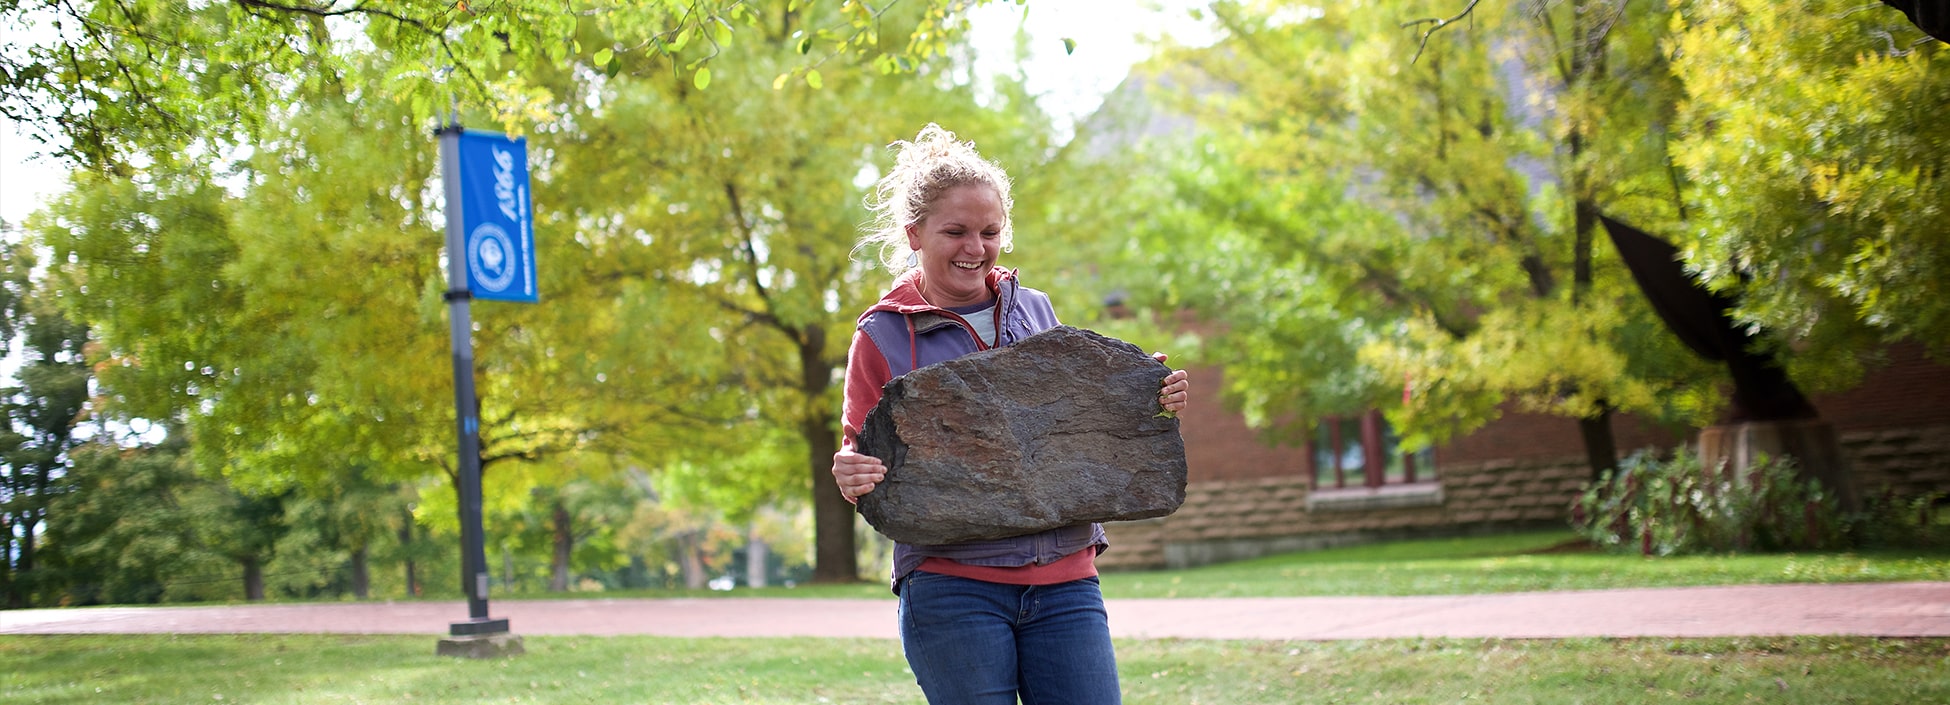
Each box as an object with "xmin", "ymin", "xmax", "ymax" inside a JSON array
[
  {"xmin": 907, "ymin": 250, "xmax": 920, "ymax": 268},
  {"xmin": 1002, "ymin": 242, "xmax": 1014, "ymax": 254}
]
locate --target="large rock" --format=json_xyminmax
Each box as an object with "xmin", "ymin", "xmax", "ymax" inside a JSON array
[{"xmin": 856, "ymin": 325, "xmax": 1188, "ymax": 545}]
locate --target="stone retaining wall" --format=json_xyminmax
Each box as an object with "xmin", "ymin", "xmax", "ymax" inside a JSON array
[
  {"xmin": 1843, "ymin": 423, "xmax": 1950, "ymax": 501},
  {"xmin": 1099, "ymin": 455, "xmax": 1587, "ymax": 571},
  {"xmin": 1100, "ymin": 422, "xmax": 1950, "ymax": 571}
]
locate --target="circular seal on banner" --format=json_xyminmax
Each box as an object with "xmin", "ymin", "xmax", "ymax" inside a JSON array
[{"xmin": 468, "ymin": 222, "xmax": 517, "ymax": 293}]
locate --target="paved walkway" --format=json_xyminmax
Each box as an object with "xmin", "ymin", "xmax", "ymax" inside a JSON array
[{"xmin": 4, "ymin": 582, "xmax": 1947, "ymax": 640}]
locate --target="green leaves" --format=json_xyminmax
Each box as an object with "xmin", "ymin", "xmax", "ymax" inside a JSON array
[
  {"xmin": 6, "ymin": 0, "xmax": 1002, "ymax": 171},
  {"xmin": 1670, "ymin": 0, "xmax": 1950, "ymax": 362}
]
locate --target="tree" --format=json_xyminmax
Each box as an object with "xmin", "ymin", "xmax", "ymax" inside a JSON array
[
  {"xmin": 32, "ymin": 61, "xmax": 724, "ymax": 603},
  {"xmin": 1, "ymin": 0, "xmax": 1004, "ymax": 172},
  {"xmin": 264, "ymin": 475, "xmax": 413, "ymax": 600},
  {"xmin": 1670, "ymin": 0, "xmax": 1950, "ymax": 376},
  {"xmin": 1878, "ymin": 0, "xmax": 1950, "ymax": 42},
  {"xmin": 1098, "ymin": 0, "xmax": 1716, "ymax": 477},
  {"xmin": 0, "ymin": 243, "xmax": 91, "ymax": 607},
  {"xmin": 38, "ymin": 437, "xmax": 219, "ymax": 605},
  {"xmin": 533, "ymin": 4, "xmax": 1052, "ymax": 581},
  {"xmin": 34, "ymin": 0, "xmax": 1052, "ymax": 585}
]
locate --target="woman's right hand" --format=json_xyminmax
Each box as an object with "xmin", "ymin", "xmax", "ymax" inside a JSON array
[{"xmin": 831, "ymin": 449, "xmax": 886, "ymax": 503}]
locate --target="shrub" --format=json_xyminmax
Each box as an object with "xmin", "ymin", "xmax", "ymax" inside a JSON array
[
  {"xmin": 1571, "ymin": 449, "xmax": 1844, "ymax": 555},
  {"xmin": 1846, "ymin": 487, "xmax": 1950, "ymax": 550}
]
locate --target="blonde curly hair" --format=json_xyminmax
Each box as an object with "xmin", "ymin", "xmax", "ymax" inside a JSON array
[{"xmin": 859, "ymin": 124, "xmax": 1015, "ymax": 273}]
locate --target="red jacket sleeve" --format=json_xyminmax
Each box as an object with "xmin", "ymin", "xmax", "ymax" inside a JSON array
[{"xmin": 841, "ymin": 326, "xmax": 893, "ymax": 451}]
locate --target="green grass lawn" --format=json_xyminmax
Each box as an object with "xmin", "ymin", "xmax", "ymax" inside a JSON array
[
  {"xmin": 3, "ymin": 633, "xmax": 1944, "ymax": 704},
  {"xmin": 491, "ymin": 529, "xmax": 1950, "ymax": 602},
  {"xmin": 1097, "ymin": 529, "xmax": 1950, "ymax": 598},
  {"xmin": 47, "ymin": 529, "xmax": 1945, "ymax": 608},
  {"xmin": 7, "ymin": 531, "xmax": 1947, "ymax": 704}
]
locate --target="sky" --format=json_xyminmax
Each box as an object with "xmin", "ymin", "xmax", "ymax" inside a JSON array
[
  {"xmin": 0, "ymin": 124, "xmax": 62, "ymax": 232},
  {"xmin": 965, "ymin": 0, "xmax": 1216, "ymax": 137},
  {"xmin": 0, "ymin": 1, "xmax": 1217, "ymax": 228}
]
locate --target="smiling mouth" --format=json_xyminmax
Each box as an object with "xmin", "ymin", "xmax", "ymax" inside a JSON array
[{"xmin": 953, "ymin": 261, "xmax": 984, "ymax": 270}]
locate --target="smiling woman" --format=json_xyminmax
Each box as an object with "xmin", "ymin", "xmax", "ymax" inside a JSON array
[{"xmin": 830, "ymin": 123, "xmax": 1193, "ymax": 704}]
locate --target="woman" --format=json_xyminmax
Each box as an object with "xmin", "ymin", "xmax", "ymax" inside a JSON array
[{"xmin": 831, "ymin": 124, "xmax": 1191, "ymax": 704}]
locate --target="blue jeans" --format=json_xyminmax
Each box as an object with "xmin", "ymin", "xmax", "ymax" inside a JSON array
[{"xmin": 898, "ymin": 571, "xmax": 1121, "ymax": 705}]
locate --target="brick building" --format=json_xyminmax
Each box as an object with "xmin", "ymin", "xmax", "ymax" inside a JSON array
[{"xmin": 1097, "ymin": 343, "xmax": 1950, "ymax": 571}]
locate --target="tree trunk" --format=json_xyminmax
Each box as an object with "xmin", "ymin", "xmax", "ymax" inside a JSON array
[
  {"xmin": 550, "ymin": 500, "xmax": 572, "ymax": 592},
  {"xmin": 1578, "ymin": 404, "xmax": 1620, "ymax": 482},
  {"xmin": 807, "ymin": 412, "xmax": 855, "ymax": 583},
  {"xmin": 679, "ymin": 533, "xmax": 708, "ymax": 590},
  {"xmin": 1572, "ymin": 199, "xmax": 1599, "ymax": 299},
  {"xmin": 1699, "ymin": 420, "xmax": 1860, "ymax": 512},
  {"xmin": 10, "ymin": 516, "xmax": 35, "ymax": 608},
  {"xmin": 801, "ymin": 324, "xmax": 858, "ymax": 584},
  {"xmin": 243, "ymin": 557, "xmax": 265, "ymax": 601},
  {"xmin": 398, "ymin": 509, "xmax": 419, "ymax": 597},
  {"xmin": 2, "ymin": 515, "xmax": 16, "ymax": 608},
  {"xmin": 18, "ymin": 516, "xmax": 34, "ymax": 573},
  {"xmin": 349, "ymin": 544, "xmax": 370, "ymax": 600},
  {"xmin": 746, "ymin": 522, "xmax": 769, "ymax": 589}
]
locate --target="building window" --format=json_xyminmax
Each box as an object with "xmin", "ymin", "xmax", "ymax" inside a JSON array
[{"xmin": 1311, "ymin": 409, "xmax": 1435, "ymax": 490}]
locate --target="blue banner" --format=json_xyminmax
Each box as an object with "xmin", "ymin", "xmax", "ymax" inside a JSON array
[{"xmin": 457, "ymin": 130, "xmax": 538, "ymax": 302}]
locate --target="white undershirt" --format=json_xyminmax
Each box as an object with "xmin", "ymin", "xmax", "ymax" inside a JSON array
[{"xmin": 953, "ymin": 302, "xmax": 1000, "ymax": 348}]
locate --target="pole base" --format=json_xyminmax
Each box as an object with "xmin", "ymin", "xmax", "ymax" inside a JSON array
[
  {"xmin": 450, "ymin": 617, "xmax": 510, "ymax": 637},
  {"xmin": 437, "ymin": 633, "xmax": 525, "ymax": 659}
]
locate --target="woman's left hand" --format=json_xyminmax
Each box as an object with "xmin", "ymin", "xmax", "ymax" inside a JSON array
[{"xmin": 1153, "ymin": 352, "xmax": 1190, "ymax": 413}]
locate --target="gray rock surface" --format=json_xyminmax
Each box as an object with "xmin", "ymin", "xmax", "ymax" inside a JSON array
[{"xmin": 856, "ymin": 325, "xmax": 1188, "ymax": 545}]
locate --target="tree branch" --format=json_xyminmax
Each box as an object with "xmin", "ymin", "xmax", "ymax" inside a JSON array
[
  {"xmin": 1587, "ymin": 0, "xmax": 1633, "ymax": 58},
  {"xmin": 705, "ymin": 290, "xmax": 786, "ymax": 333},
  {"xmin": 721, "ymin": 181, "xmax": 774, "ymax": 306},
  {"xmin": 232, "ymin": 0, "xmax": 433, "ymax": 32},
  {"xmin": 1527, "ymin": 1, "xmax": 1574, "ymax": 83},
  {"xmin": 227, "ymin": 0, "xmax": 489, "ymax": 106},
  {"xmin": 718, "ymin": 180, "xmax": 812, "ymax": 345},
  {"xmin": 1404, "ymin": 0, "xmax": 1483, "ymax": 64}
]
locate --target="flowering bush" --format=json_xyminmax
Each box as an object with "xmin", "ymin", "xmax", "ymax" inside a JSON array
[{"xmin": 1571, "ymin": 449, "xmax": 1843, "ymax": 555}]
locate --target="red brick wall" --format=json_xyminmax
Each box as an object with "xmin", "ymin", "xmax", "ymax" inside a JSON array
[
  {"xmin": 1175, "ymin": 364, "xmax": 1310, "ymax": 483},
  {"xmin": 1177, "ymin": 346, "xmax": 1950, "ymax": 484},
  {"xmin": 1434, "ymin": 409, "xmax": 1687, "ymax": 467},
  {"xmin": 1810, "ymin": 344, "xmax": 1950, "ymax": 432}
]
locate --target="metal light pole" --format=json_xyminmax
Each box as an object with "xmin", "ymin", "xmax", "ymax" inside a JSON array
[{"xmin": 437, "ymin": 123, "xmax": 509, "ymax": 644}]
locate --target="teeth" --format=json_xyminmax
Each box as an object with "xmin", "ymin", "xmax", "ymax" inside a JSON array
[{"xmin": 953, "ymin": 262, "xmax": 982, "ymax": 269}]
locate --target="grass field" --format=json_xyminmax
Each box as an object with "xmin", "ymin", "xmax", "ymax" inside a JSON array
[
  {"xmin": 495, "ymin": 529, "xmax": 1950, "ymax": 601},
  {"xmin": 3, "ymin": 633, "xmax": 1945, "ymax": 704},
  {"xmin": 6, "ymin": 530, "xmax": 1947, "ymax": 704},
  {"xmin": 1099, "ymin": 530, "xmax": 1950, "ymax": 598}
]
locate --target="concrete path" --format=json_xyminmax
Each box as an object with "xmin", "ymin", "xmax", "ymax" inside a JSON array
[{"xmin": 4, "ymin": 582, "xmax": 1947, "ymax": 641}]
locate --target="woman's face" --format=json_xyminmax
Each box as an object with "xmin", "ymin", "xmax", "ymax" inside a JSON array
[{"xmin": 907, "ymin": 183, "xmax": 1006, "ymax": 308}]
